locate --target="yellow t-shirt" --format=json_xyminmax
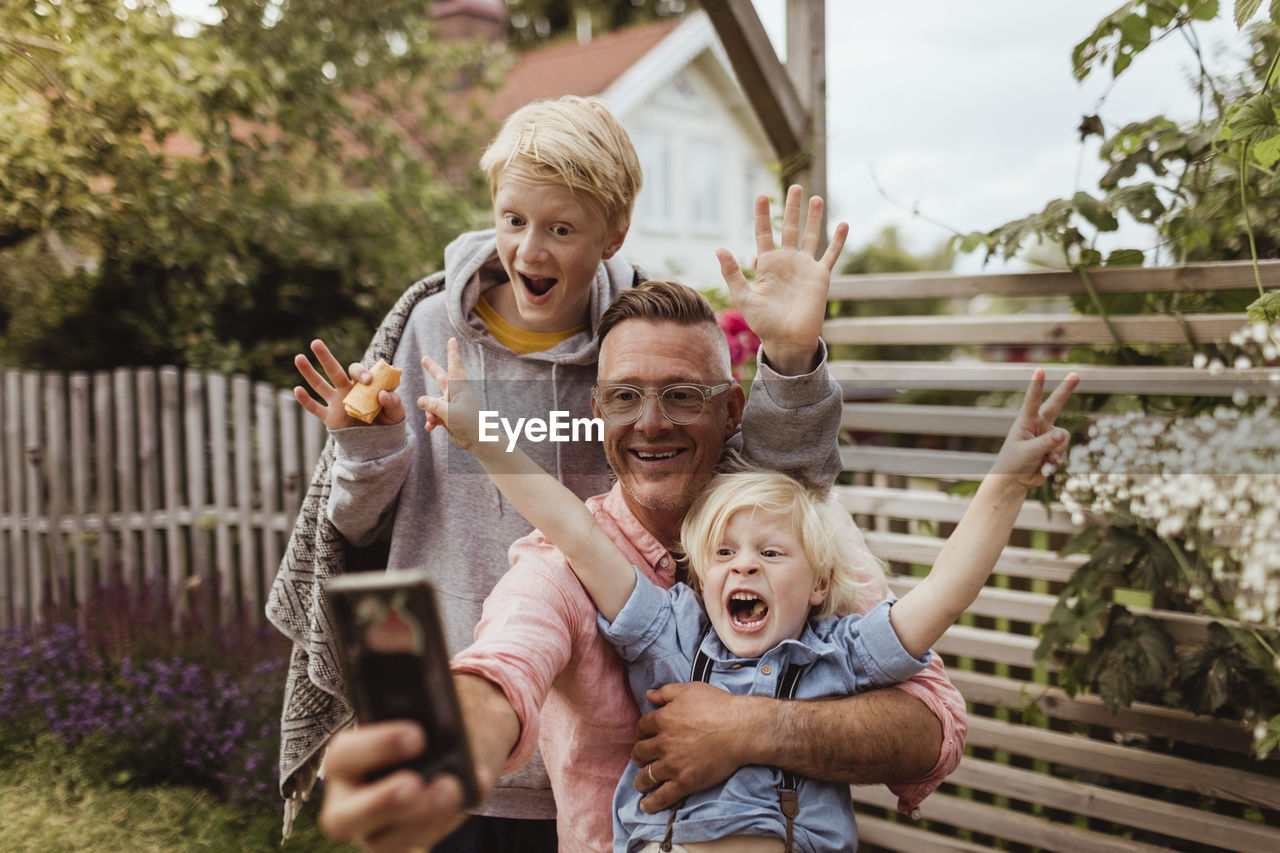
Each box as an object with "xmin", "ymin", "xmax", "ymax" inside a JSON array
[{"xmin": 474, "ymin": 294, "xmax": 586, "ymax": 354}]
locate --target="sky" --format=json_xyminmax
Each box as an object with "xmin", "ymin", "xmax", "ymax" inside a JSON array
[{"xmin": 750, "ymin": 1, "xmax": 1245, "ymax": 271}]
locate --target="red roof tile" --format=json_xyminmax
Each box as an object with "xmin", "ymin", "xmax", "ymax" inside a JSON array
[{"xmin": 487, "ymin": 16, "xmax": 684, "ymax": 119}]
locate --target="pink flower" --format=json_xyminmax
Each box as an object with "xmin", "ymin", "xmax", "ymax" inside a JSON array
[{"xmin": 716, "ymin": 309, "xmax": 760, "ymax": 378}]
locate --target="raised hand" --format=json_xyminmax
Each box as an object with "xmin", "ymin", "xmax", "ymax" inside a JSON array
[
  {"xmin": 293, "ymin": 339, "xmax": 405, "ymax": 429},
  {"xmin": 419, "ymin": 337, "xmax": 483, "ymax": 452},
  {"xmin": 990, "ymin": 369, "xmax": 1080, "ymax": 488},
  {"xmin": 717, "ymin": 184, "xmax": 850, "ymax": 375}
]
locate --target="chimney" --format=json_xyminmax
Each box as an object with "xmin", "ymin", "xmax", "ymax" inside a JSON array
[{"xmin": 430, "ymin": 0, "xmax": 509, "ymax": 43}]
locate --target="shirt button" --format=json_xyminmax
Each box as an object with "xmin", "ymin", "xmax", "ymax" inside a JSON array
[{"xmin": 761, "ymin": 665, "xmax": 772, "ymax": 675}]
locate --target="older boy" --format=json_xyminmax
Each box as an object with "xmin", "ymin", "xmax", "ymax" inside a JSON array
[{"xmin": 268, "ymin": 95, "xmax": 643, "ymax": 851}]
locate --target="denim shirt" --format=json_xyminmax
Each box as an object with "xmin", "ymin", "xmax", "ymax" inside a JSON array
[{"xmin": 598, "ymin": 569, "xmax": 931, "ymax": 853}]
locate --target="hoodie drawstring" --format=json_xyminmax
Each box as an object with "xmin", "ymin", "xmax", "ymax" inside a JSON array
[
  {"xmin": 551, "ymin": 363, "xmax": 563, "ymax": 482},
  {"xmin": 476, "ymin": 346, "xmax": 502, "ymax": 513}
]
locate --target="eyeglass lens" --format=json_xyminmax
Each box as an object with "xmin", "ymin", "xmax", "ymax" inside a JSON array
[{"xmin": 597, "ymin": 385, "xmax": 709, "ymax": 424}]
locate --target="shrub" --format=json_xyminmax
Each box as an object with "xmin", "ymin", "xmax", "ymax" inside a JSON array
[{"xmin": 0, "ymin": 581, "xmax": 289, "ymax": 811}]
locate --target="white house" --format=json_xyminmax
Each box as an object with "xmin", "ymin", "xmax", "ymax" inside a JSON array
[{"xmin": 467, "ymin": 6, "xmax": 781, "ymax": 289}]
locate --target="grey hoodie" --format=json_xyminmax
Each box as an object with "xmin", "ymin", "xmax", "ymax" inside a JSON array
[{"xmin": 324, "ymin": 229, "xmax": 638, "ymax": 819}]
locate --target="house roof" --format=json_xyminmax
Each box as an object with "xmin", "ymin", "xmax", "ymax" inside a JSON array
[{"xmin": 486, "ymin": 16, "xmax": 684, "ymax": 119}]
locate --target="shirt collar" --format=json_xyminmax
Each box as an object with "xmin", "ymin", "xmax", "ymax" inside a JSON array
[
  {"xmin": 695, "ymin": 616, "xmax": 839, "ymax": 668},
  {"xmin": 599, "ymin": 483, "xmax": 679, "ymax": 587}
]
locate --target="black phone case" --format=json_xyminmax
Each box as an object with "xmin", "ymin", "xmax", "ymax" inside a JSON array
[{"xmin": 324, "ymin": 570, "xmax": 480, "ymax": 808}]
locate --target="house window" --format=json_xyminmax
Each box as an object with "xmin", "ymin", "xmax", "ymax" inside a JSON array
[
  {"xmin": 688, "ymin": 139, "xmax": 722, "ymax": 235},
  {"xmin": 634, "ymin": 131, "xmax": 675, "ymax": 232}
]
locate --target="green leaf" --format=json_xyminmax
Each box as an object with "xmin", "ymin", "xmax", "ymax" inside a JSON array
[
  {"xmin": 1113, "ymin": 50, "xmax": 1134, "ymax": 77},
  {"xmin": 1077, "ymin": 247, "xmax": 1104, "ymax": 268},
  {"xmin": 1119, "ymin": 13, "xmax": 1152, "ymax": 49},
  {"xmin": 1058, "ymin": 525, "xmax": 1101, "ymax": 557},
  {"xmin": 1256, "ymin": 714, "xmax": 1280, "ymax": 758},
  {"xmin": 1073, "ymin": 191, "xmax": 1119, "ymax": 231},
  {"xmin": 1105, "ymin": 248, "xmax": 1146, "ymax": 266},
  {"xmin": 1247, "ymin": 290, "xmax": 1280, "ymax": 322},
  {"xmin": 1253, "ymin": 132, "xmax": 1280, "ymax": 168},
  {"xmin": 1128, "ymin": 615, "xmax": 1176, "ymax": 685},
  {"xmin": 1235, "ymin": 0, "xmax": 1264, "ymax": 27},
  {"xmin": 1148, "ymin": 3, "xmax": 1177, "ymax": 27},
  {"xmin": 1192, "ymin": 0, "xmax": 1222, "ymax": 21},
  {"xmin": 1228, "ymin": 93, "xmax": 1280, "ymax": 144}
]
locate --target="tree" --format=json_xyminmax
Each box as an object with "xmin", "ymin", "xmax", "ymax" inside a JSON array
[
  {"xmin": 0, "ymin": 0, "xmax": 497, "ymax": 385},
  {"xmin": 958, "ymin": 1, "xmax": 1279, "ymax": 324},
  {"xmin": 504, "ymin": 0, "xmax": 691, "ymax": 45}
]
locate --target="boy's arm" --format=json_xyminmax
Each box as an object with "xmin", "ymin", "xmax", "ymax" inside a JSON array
[
  {"xmin": 721, "ymin": 185, "xmax": 847, "ymax": 485},
  {"xmin": 419, "ymin": 338, "xmax": 636, "ymax": 621},
  {"xmin": 719, "ymin": 185, "xmax": 848, "ymax": 376},
  {"xmin": 890, "ymin": 369, "xmax": 1078, "ymax": 658}
]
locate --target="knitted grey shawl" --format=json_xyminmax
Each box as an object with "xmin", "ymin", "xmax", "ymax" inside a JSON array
[{"xmin": 265, "ymin": 272, "xmax": 444, "ymax": 835}]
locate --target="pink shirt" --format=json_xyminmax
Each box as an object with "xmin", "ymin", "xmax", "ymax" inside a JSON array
[{"xmin": 452, "ymin": 484, "xmax": 967, "ymax": 852}]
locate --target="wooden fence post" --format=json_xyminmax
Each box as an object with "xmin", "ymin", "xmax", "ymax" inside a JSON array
[
  {"xmin": 23, "ymin": 371, "xmax": 44, "ymax": 622},
  {"xmin": 233, "ymin": 375, "xmax": 254, "ymax": 619},
  {"xmin": 113, "ymin": 368, "xmax": 138, "ymax": 596},
  {"xmin": 2, "ymin": 371, "xmax": 21, "ymax": 626},
  {"xmin": 69, "ymin": 372, "xmax": 91, "ymax": 613},
  {"xmin": 184, "ymin": 370, "xmax": 210, "ymax": 594}
]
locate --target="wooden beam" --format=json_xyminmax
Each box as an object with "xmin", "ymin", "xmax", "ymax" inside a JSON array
[
  {"xmin": 830, "ymin": 360, "xmax": 1278, "ymax": 396},
  {"xmin": 701, "ymin": 0, "xmax": 809, "ymax": 169},
  {"xmin": 823, "ymin": 312, "xmax": 1251, "ymax": 346},
  {"xmin": 785, "ymin": 0, "xmax": 827, "ymax": 223},
  {"xmin": 828, "ymin": 258, "xmax": 1280, "ymax": 301}
]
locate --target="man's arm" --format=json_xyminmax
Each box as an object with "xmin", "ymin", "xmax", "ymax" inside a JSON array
[
  {"xmin": 319, "ymin": 535, "xmax": 586, "ymax": 850},
  {"xmin": 630, "ymin": 675, "xmax": 955, "ymax": 815}
]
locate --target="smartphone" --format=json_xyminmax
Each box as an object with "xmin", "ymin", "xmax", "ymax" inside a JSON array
[{"xmin": 324, "ymin": 569, "xmax": 480, "ymax": 808}]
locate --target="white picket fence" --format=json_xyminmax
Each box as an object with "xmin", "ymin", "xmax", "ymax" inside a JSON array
[{"xmin": 0, "ymin": 367, "xmax": 326, "ymax": 628}]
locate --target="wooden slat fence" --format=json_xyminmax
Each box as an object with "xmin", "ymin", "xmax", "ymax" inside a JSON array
[
  {"xmin": 828, "ymin": 259, "xmax": 1280, "ymax": 852},
  {"xmin": 0, "ymin": 367, "xmax": 325, "ymax": 629}
]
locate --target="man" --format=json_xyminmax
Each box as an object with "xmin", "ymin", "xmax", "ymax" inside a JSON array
[{"xmin": 319, "ymin": 190, "xmax": 966, "ymax": 852}]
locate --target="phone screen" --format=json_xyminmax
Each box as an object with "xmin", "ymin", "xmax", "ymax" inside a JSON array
[{"xmin": 324, "ymin": 570, "xmax": 479, "ymax": 807}]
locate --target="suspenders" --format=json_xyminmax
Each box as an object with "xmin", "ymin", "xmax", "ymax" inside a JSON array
[{"xmin": 657, "ymin": 628, "xmax": 806, "ymax": 853}]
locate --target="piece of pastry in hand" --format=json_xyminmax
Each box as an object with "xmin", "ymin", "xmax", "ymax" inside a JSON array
[{"xmin": 343, "ymin": 360, "xmax": 403, "ymax": 424}]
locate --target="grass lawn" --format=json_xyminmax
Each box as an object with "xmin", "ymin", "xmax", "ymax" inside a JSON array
[{"xmin": 0, "ymin": 737, "xmax": 351, "ymax": 852}]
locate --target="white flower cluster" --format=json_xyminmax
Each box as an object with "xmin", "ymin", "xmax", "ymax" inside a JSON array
[{"xmin": 1058, "ymin": 320, "xmax": 1280, "ymax": 627}]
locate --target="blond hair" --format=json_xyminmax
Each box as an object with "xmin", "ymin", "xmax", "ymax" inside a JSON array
[
  {"xmin": 479, "ymin": 96, "xmax": 642, "ymax": 235},
  {"xmin": 678, "ymin": 467, "xmax": 886, "ymax": 621}
]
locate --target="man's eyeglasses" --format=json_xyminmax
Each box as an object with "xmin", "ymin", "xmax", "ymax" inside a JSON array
[{"xmin": 591, "ymin": 382, "xmax": 733, "ymax": 425}]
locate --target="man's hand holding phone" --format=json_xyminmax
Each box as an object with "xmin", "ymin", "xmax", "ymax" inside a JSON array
[
  {"xmin": 319, "ymin": 721, "xmax": 476, "ymax": 852},
  {"xmin": 321, "ymin": 571, "xmax": 492, "ymax": 851}
]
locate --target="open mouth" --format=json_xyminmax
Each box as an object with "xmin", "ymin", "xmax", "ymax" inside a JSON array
[
  {"xmin": 520, "ymin": 273, "xmax": 558, "ymax": 297},
  {"xmin": 728, "ymin": 592, "xmax": 769, "ymax": 629}
]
